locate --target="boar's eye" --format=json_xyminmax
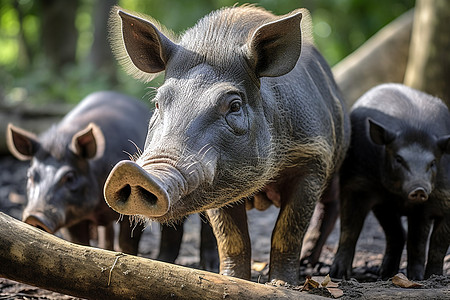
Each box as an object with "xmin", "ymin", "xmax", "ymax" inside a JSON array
[
  {"xmin": 229, "ymin": 100, "xmax": 242, "ymax": 113},
  {"xmin": 225, "ymin": 97, "xmax": 247, "ymax": 135},
  {"xmin": 155, "ymin": 102, "xmax": 159, "ymax": 110}
]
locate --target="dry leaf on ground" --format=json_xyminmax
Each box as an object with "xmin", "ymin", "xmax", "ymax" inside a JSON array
[{"xmin": 392, "ymin": 273, "xmax": 423, "ymax": 288}]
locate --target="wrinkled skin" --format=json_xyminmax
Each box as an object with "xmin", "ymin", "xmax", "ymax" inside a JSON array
[
  {"xmin": 330, "ymin": 84, "xmax": 450, "ymax": 280},
  {"xmin": 104, "ymin": 6, "xmax": 350, "ymax": 284}
]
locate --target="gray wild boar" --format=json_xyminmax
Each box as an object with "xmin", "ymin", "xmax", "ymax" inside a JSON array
[
  {"xmin": 104, "ymin": 5, "xmax": 350, "ymax": 284},
  {"xmin": 7, "ymin": 91, "xmax": 149, "ymax": 254},
  {"xmin": 330, "ymin": 83, "xmax": 450, "ymax": 280}
]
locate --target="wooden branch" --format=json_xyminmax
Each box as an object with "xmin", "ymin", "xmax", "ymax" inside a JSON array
[
  {"xmin": 333, "ymin": 9, "xmax": 414, "ymax": 107},
  {"xmin": 0, "ymin": 212, "xmax": 321, "ymax": 300}
]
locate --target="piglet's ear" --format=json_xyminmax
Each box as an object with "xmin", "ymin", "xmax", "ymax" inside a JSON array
[
  {"xmin": 245, "ymin": 11, "xmax": 302, "ymax": 78},
  {"xmin": 368, "ymin": 118, "xmax": 397, "ymax": 145},
  {"xmin": 6, "ymin": 123, "xmax": 40, "ymax": 161},
  {"xmin": 437, "ymin": 135, "xmax": 450, "ymax": 154},
  {"xmin": 70, "ymin": 123, "xmax": 105, "ymax": 160}
]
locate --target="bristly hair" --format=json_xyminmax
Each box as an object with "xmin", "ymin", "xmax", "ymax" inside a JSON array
[
  {"xmin": 108, "ymin": 5, "xmax": 177, "ymax": 83},
  {"xmin": 108, "ymin": 5, "xmax": 315, "ymax": 83}
]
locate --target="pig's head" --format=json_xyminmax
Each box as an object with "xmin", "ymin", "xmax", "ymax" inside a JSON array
[
  {"xmin": 104, "ymin": 7, "xmax": 304, "ymax": 222},
  {"xmin": 368, "ymin": 118, "xmax": 450, "ymax": 204},
  {"xmin": 7, "ymin": 123, "xmax": 105, "ymax": 233}
]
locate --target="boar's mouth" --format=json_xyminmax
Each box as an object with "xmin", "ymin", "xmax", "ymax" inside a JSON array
[{"xmin": 104, "ymin": 160, "xmax": 185, "ymax": 218}]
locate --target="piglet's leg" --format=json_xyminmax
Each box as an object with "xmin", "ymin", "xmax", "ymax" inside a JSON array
[
  {"xmin": 330, "ymin": 188, "xmax": 372, "ymax": 279},
  {"xmin": 425, "ymin": 217, "xmax": 449, "ymax": 278},
  {"xmin": 207, "ymin": 203, "xmax": 251, "ymax": 280},
  {"xmin": 66, "ymin": 220, "xmax": 91, "ymax": 246},
  {"xmin": 373, "ymin": 204, "xmax": 406, "ymax": 279},
  {"xmin": 405, "ymin": 208, "xmax": 430, "ymax": 280}
]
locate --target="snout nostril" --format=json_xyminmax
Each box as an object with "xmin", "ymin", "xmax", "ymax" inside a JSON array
[
  {"xmin": 408, "ymin": 189, "xmax": 428, "ymax": 202},
  {"xmin": 116, "ymin": 184, "xmax": 132, "ymax": 203},
  {"xmin": 136, "ymin": 186, "xmax": 158, "ymax": 206}
]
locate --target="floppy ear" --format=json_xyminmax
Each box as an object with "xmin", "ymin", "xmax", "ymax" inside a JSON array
[
  {"xmin": 109, "ymin": 6, "xmax": 177, "ymax": 81},
  {"xmin": 244, "ymin": 11, "xmax": 303, "ymax": 78},
  {"xmin": 7, "ymin": 123, "xmax": 40, "ymax": 161},
  {"xmin": 70, "ymin": 123, "xmax": 105, "ymax": 160},
  {"xmin": 437, "ymin": 135, "xmax": 450, "ymax": 154},
  {"xmin": 368, "ymin": 118, "xmax": 397, "ymax": 145}
]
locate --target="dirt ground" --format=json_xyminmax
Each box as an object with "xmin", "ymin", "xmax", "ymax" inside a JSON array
[{"xmin": 0, "ymin": 155, "xmax": 449, "ymax": 299}]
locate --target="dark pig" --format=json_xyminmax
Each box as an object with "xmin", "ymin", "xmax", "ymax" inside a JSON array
[
  {"xmin": 330, "ymin": 83, "xmax": 450, "ymax": 280},
  {"xmin": 104, "ymin": 6, "xmax": 350, "ymax": 284},
  {"xmin": 7, "ymin": 91, "xmax": 149, "ymax": 254}
]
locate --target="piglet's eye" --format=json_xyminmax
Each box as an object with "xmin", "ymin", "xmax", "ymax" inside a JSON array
[
  {"xmin": 62, "ymin": 171, "xmax": 77, "ymax": 187},
  {"xmin": 430, "ymin": 160, "xmax": 437, "ymax": 168},
  {"xmin": 394, "ymin": 155, "xmax": 403, "ymax": 164}
]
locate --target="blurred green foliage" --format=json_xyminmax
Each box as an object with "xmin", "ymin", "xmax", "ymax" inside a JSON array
[{"xmin": 0, "ymin": 0, "xmax": 414, "ymax": 105}]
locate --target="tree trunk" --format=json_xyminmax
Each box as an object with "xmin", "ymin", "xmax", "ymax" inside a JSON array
[
  {"xmin": 89, "ymin": 0, "xmax": 118, "ymax": 84},
  {"xmin": 39, "ymin": 0, "xmax": 79, "ymax": 73},
  {"xmin": 332, "ymin": 10, "xmax": 414, "ymax": 107},
  {"xmin": 404, "ymin": 0, "xmax": 450, "ymax": 106},
  {"xmin": 0, "ymin": 212, "xmax": 320, "ymax": 300}
]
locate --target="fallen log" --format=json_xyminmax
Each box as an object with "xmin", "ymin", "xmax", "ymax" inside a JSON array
[{"xmin": 0, "ymin": 212, "xmax": 323, "ymax": 300}]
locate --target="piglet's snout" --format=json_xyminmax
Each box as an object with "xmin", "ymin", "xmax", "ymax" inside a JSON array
[
  {"xmin": 104, "ymin": 160, "xmax": 171, "ymax": 217},
  {"xmin": 408, "ymin": 187, "xmax": 429, "ymax": 203},
  {"xmin": 23, "ymin": 215, "xmax": 56, "ymax": 234}
]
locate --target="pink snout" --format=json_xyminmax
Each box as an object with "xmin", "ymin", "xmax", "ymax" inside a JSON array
[{"xmin": 103, "ymin": 160, "xmax": 171, "ymax": 217}]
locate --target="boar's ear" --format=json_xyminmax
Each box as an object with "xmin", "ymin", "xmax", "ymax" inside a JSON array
[
  {"xmin": 437, "ymin": 135, "xmax": 450, "ymax": 154},
  {"xmin": 109, "ymin": 6, "xmax": 177, "ymax": 82},
  {"xmin": 368, "ymin": 118, "xmax": 396, "ymax": 145},
  {"xmin": 245, "ymin": 11, "xmax": 302, "ymax": 78},
  {"xmin": 7, "ymin": 123, "xmax": 39, "ymax": 161},
  {"xmin": 70, "ymin": 123, "xmax": 105, "ymax": 160}
]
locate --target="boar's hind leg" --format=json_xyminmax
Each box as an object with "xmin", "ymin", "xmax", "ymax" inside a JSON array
[
  {"xmin": 301, "ymin": 175, "xmax": 340, "ymax": 267},
  {"xmin": 199, "ymin": 217, "xmax": 219, "ymax": 272},
  {"xmin": 425, "ymin": 217, "xmax": 449, "ymax": 278},
  {"xmin": 372, "ymin": 204, "xmax": 406, "ymax": 279},
  {"xmin": 207, "ymin": 203, "xmax": 251, "ymax": 280},
  {"xmin": 269, "ymin": 174, "xmax": 324, "ymax": 285}
]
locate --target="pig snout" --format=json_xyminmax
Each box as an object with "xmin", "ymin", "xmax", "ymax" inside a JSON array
[
  {"xmin": 408, "ymin": 187, "xmax": 429, "ymax": 203},
  {"xmin": 104, "ymin": 160, "xmax": 184, "ymax": 218},
  {"xmin": 23, "ymin": 212, "xmax": 60, "ymax": 234}
]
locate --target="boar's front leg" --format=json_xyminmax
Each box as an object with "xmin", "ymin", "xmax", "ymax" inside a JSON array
[
  {"xmin": 207, "ymin": 203, "xmax": 251, "ymax": 280},
  {"xmin": 269, "ymin": 173, "xmax": 325, "ymax": 285},
  {"xmin": 118, "ymin": 216, "xmax": 144, "ymax": 255}
]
